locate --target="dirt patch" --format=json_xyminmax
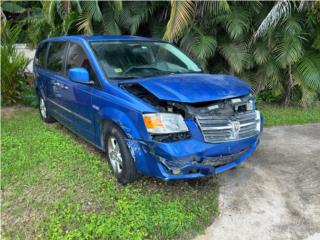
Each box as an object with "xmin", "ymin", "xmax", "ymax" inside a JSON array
[
  {"xmin": 1, "ymin": 106, "xmax": 34, "ymax": 119},
  {"xmin": 195, "ymin": 124, "xmax": 320, "ymax": 240}
]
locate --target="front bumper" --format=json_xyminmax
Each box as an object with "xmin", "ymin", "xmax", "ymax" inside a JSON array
[
  {"xmin": 127, "ymin": 134, "xmax": 261, "ymax": 180},
  {"xmin": 126, "ymin": 112, "xmax": 263, "ymax": 181}
]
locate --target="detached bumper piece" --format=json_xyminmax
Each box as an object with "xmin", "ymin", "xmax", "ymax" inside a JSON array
[
  {"xmin": 156, "ymin": 140, "xmax": 258, "ymax": 180},
  {"xmin": 202, "ymin": 148, "xmax": 247, "ymax": 167}
]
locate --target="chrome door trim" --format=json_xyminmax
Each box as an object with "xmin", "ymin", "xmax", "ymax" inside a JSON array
[{"xmin": 47, "ymin": 98, "xmax": 92, "ymax": 125}]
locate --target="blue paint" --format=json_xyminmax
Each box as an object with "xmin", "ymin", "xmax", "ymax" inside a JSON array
[
  {"xmin": 34, "ymin": 35, "xmax": 263, "ymax": 181},
  {"xmin": 68, "ymin": 67, "xmax": 90, "ymax": 84},
  {"xmin": 132, "ymin": 73, "xmax": 251, "ymax": 103}
]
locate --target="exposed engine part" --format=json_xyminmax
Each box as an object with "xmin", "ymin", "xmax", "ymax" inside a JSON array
[
  {"xmin": 121, "ymin": 83, "xmax": 167, "ymax": 111},
  {"xmin": 171, "ymin": 94, "xmax": 253, "ymax": 118},
  {"xmin": 121, "ymin": 83, "xmax": 255, "ymax": 142},
  {"xmin": 122, "ymin": 83, "xmax": 252, "ymax": 117}
]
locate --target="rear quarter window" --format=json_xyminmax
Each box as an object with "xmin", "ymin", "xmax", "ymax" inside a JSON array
[{"xmin": 47, "ymin": 41, "xmax": 68, "ymax": 74}]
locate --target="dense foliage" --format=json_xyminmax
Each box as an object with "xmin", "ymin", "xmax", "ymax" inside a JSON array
[
  {"xmin": 0, "ymin": 21, "xmax": 31, "ymax": 105},
  {"xmin": 1, "ymin": 109, "xmax": 218, "ymax": 239},
  {"xmin": 1, "ymin": 0, "xmax": 320, "ymax": 106}
]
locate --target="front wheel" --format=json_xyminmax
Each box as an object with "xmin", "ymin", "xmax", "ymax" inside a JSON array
[
  {"xmin": 105, "ymin": 124, "xmax": 140, "ymax": 184},
  {"xmin": 39, "ymin": 96, "xmax": 56, "ymax": 123}
]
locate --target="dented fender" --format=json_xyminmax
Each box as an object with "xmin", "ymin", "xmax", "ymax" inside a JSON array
[{"xmin": 96, "ymin": 105, "xmax": 152, "ymax": 150}]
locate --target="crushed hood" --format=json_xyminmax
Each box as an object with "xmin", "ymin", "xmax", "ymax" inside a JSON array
[{"xmin": 133, "ymin": 73, "xmax": 251, "ymax": 103}]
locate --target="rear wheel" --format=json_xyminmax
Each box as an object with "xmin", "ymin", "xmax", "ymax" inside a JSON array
[
  {"xmin": 105, "ymin": 124, "xmax": 140, "ymax": 184},
  {"xmin": 39, "ymin": 96, "xmax": 56, "ymax": 123}
]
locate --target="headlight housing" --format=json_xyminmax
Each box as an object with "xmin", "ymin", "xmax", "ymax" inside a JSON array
[
  {"xmin": 143, "ymin": 113, "xmax": 189, "ymax": 134},
  {"xmin": 246, "ymin": 94, "xmax": 256, "ymax": 111}
]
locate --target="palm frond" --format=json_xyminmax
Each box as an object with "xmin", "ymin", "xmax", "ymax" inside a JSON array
[
  {"xmin": 180, "ymin": 29, "xmax": 217, "ymax": 64},
  {"xmin": 1, "ymin": 21, "xmax": 21, "ymax": 47},
  {"xmin": 312, "ymin": 29, "xmax": 320, "ymax": 50},
  {"xmin": 295, "ymin": 53, "xmax": 320, "ymax": 91},
  {"xmin": 254, "ymin": 0, "xmax": 291, "ymax": 39},
  {"xmin": 102, "ymin": 10, "xmax": 121, "ymax": 35},
  {"xmin": 274, "ymin": 19, "xmax": 305, "ymax": 66},
  {"xmin": 219, "ymin": 41, "xmax": 250, "ymax": 73},
  {"xmin": 81, "ymin": 0, "xmax": 103, "ymax": 22},
  {"xmin": 76, "ymin": 14, "xmax": 93, "ymax": 35},
  {"xmin": 242, "ymin": 0, "xmax": 263, "ymax": 14},
  {"xmin": 123, "ymin": 2, "xmax": 156, "ymax": 35},
  {"xmin": 62, "ymin": 11, "xmax": 78, "ymax": 35},
  {"xmin": 254, "ymin": 58, "xmax": 282, "ymax": 92},
  {"xmin": 299, "ymin": 86, "xmax": 318, "ymax": 107},
  {"xmin": 198, "ymin": 0, "xmax": 230, "ymax": 17},
  {"xmin": 163, "ymin": 0, "xmax": 195, "ymax": 42},
  {"xmin": 253, "ymin": 41, "xmax": 269, "ymax": 64},
  {"xmin": 275, "ymin": 36, "xmax": 304, "ymax": 66},
  {"xmin": 225, "ymin": 7, "xmax": 250, "ymax": 39}
]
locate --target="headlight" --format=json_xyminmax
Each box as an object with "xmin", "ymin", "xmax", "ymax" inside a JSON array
[
  {"xmin": 246, "ymin": 94, "xmax": 256, "ymax": 111},
  {"xmin": 143, "ymin": 113, "xmax": 188, "ymax": 134},
  {"xmin": 246, "ymin": 99, "xmax": 255, "ymax": 111}
]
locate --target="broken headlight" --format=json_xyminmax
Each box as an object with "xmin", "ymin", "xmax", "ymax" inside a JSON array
[{"xmin": 143, "ymin": 113, "xmax": 189, "ymax": 134}]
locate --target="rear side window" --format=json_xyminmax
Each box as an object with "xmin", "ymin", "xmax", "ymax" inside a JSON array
[
  {"xmin": 35, "ymin": 42, "xmax": 48, "ymax": 68},
  {"xmin": 47, "ymin": 41, "xmax": 67, "ymax": 74}
]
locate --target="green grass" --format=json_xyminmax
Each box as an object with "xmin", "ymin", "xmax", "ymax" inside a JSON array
[
  {"xmin": 259, "ymin": 104, "xmax": 320, "ymax": 127},
  {"xmin": 1, "ymin": 108, "xmax": 218, "ymax": 240}
]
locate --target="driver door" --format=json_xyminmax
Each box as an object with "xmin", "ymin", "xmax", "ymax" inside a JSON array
[{"xmin": 63, "ymin": 42, "xmax": 101, "ymax": 143}]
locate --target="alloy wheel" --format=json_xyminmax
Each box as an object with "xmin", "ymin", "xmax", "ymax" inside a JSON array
[
  {"xmin": 40, "ymin": 98, "xmax": 47, "ymax": 119},
  {"xmin": 107, "ymin": 137, "xmax": 123, "ymax": 174}
]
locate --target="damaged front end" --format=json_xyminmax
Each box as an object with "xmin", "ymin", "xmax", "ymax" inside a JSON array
[{"xmin": 121, "ymin": 82, "xmax": 263, "ymax": 180}]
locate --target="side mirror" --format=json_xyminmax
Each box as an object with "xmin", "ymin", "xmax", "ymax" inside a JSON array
[{"xmin": 68, "ymin": 67, "xmax": 92, "ymax": 84}]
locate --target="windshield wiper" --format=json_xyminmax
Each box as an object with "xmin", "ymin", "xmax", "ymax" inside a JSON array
[
  {"xmin": 170, "ymin": 71, "xmax": 203, "ymax": 75},
  {"xmin": 109, "ymin": 76, "xmax": 139, "ymax": 80}
]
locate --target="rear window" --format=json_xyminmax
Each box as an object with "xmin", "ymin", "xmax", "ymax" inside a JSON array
[
  {"xmin": 35, "ymin": 42, "xmax": 48, "ymax": 68},
  {"xmin": 47, "ymin": 41, "xmax": 68, "ymax": 74}
]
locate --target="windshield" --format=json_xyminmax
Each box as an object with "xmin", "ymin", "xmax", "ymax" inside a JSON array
[{"xmin": 90, "ymin": 41, "xmax": 202, "ymax": 79}]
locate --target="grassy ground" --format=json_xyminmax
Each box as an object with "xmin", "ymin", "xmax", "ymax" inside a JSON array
[
  {"xmin": 1, "ymin": 108, "xmax": 218, "ymax": 240},
  {"xmin": 2, "ymin": 104, "xmax": 319, "ymax": 239},
  {"xmin": 259, "ymin": 104, "xmax": 320, "ymax": 127}
]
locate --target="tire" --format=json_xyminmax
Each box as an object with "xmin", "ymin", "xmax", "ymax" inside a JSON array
[
  {"xmin": 105, "ymin": 123, "xmax": 140, "ymax": 184},
  {"xmin": 39, "ymin": 95, "xmax": 56, "ymax": 123}
]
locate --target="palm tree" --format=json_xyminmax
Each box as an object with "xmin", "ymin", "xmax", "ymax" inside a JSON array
[
  {"xmin": 253, "ymin": 1, "xmax": 320, "ymax": 105},
  {"xmin": 163, "ymin": 0, "xmax": 320, "ymax": 106},
  {"xmin": 4, "ymin": 0, "xmax": 320, "ymax": 106}
]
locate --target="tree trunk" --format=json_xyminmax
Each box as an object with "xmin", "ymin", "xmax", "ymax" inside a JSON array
[
  {"xmin": 63, "ymin": 0, "xmax": 71, "ymax": 15},
  {"xmin": 285, "ymin": 64, "xmax": 293, "ymax": 106}
]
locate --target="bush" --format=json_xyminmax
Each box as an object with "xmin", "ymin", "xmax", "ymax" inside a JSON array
[
  {"xmin": 20, "ymin": 82, "xmax": 38, "ymax": 108},
  {"xmin": 1, "ymin": 21, "xmax": 31, "ymax": 105},
  {"xmin": 256, "ymin": 89, "xmax": 282, "ymax": 104}
]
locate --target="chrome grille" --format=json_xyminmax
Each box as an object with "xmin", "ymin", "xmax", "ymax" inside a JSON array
[{"xmin": 196, "ymin": 110, "xmax": 260, "ymax": 143}]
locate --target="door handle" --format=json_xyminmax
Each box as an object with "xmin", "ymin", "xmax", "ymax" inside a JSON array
[{"xmin": 53, "ymin": 82, "xmax": 60, "ymax": 86}]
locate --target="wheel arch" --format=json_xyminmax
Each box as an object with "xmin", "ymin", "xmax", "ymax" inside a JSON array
[{"xmin": 98, "ymin": 108, "xmax": 149, "ymax": 151}]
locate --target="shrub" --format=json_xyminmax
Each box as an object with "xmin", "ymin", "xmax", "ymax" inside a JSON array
[
  {"xmin": 1, "ymin": 21, "xmax": 31, "ymax": 105},
  {"xmin": 20, "ymin": 81, "xmax": 38, "ymax": 108}
]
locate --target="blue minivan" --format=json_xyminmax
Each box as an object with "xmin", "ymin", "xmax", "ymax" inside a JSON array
[{"xmin": 34, "ymin": 35, "xmax": 263, "ymax": 183}]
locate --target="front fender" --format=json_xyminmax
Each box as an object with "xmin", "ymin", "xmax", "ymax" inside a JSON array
[{"xmin": 97, "ymin": 107, "xmax": 151, "ymax": 147}]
